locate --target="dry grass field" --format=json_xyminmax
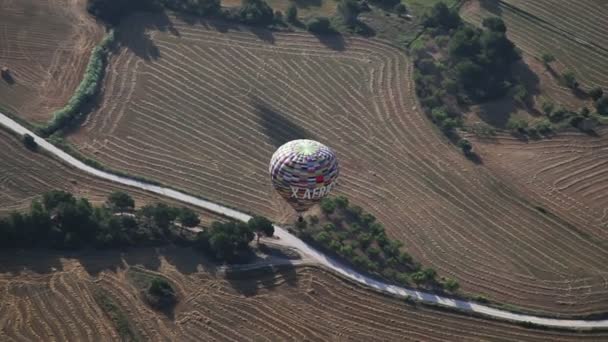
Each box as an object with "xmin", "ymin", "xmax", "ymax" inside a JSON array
[
  {"xmin": 0, "ymin": 0, "xmax": 103, "ymax": 123},
  {"xmin": 0, "ymin": 248, "xmax": 606, "ymax": 341},
  {"xmin": 66, "ymin": 13, "xmax": 608, "ymax": 316},
  {"xmin": 461, "ymin": 0, "xmax": 608, "ymax": 90},
  {"xmin": 0, "ymin": 126, "xmax": 224, "ymax": 225}
]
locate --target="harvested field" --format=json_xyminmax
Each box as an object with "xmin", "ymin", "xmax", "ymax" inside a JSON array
[
  {"xmin": 67, "ymin": 13, "xmax": 608, "ymax": 316},
  {"xmin": 0, "ymin": 248, "xmax": 606, "ymax": 341},
  {"xmin": 461, "ymin": 0, "xmax": 608, "ymax": 89},
  {"xmin": 0, "ymin": 126, "xmax": 224, "ymax": 225},
  {"xmin": 0, "ymin": 0, "xmax": 103, "ymax": 123},
  {"xmin": 467, "ymin": 127, "xmax": 608, "ymax": 241}
]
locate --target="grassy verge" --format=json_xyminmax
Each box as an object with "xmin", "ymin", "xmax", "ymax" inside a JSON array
[
  {"xmin": 93, "ymin": 288, "xmax": 140, "ymax": 341},
  {"xmin": 40, "ymin": 29, "xmax": 116, "ymax": 137}
]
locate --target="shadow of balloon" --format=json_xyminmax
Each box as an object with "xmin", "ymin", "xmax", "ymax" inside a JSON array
[{"xmin": 254, "ymin": 99, "xmax": 314, "ymax": 147}]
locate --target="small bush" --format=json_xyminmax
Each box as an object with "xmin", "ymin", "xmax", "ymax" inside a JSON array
[
  {"xmin": 22, "ymin": 134, "xmax": 37, "ymax": 151},
  {"xmin": 457, "ymin": 139, "xmax": 472, "ymax": 155},
  {"xmin": 146, "ymin": 277, "xmax": 177, "ymax": 309},
  {"xmin": 506, "ymin": 117, "xmax": 528, "ymax": 133}
]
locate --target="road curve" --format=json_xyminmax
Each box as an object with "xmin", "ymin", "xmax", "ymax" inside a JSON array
[{"xmin": 1, "ymin": 113, "xmax": 607, "ymax": 329}]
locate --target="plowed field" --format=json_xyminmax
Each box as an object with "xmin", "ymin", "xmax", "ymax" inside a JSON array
[
  {"xmin": 0, "ymin": 0, "xmax": 103, "ymax": 123},
  {"xmin": 65, "ymin": 13, "xmax": 608, "ymax": 316},
  {"xmin": 0, "ymin": 248, "xmax": 605, "ymax": 341},
  {"xmin": 461, "ymin": 0, "xmax": 608, "ymax": 90}
]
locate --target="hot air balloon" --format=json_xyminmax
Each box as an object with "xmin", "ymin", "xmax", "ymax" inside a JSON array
[{"xmin": 269, "ymin": 139, "xmax": 339, "ymax": 219}]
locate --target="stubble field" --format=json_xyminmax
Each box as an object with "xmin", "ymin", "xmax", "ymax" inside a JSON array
[
  {"xmin": 66, "ymin": 13, "xmax": 608, "ymax": 316},
  {"xmin": 0, "ymin": 0, "xmax": 103, "ymax": 123},
  {"xmin": 1, "ymin": 248, "xmax": 606, "ymax": 341}
]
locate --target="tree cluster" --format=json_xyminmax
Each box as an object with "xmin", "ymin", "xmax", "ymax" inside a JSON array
[
  {"xmin": 0, "ymin": 190, "xmax": 199, "ymax": 249},
  {"xmin": 238, "ymin": 0, "xmax": 274, "ymax": 26},
  {"xmin": 446, "ymin": 17, "xmax": 520, "ymax": 101},
  {"xmin": 300, "ymin": 196, "xmax": 457, "ymax": 292}
]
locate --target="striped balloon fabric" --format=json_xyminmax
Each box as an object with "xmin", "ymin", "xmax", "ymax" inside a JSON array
[{"xmin": 269, "ymin": 139, "xmax": 340, "ymax": 213}]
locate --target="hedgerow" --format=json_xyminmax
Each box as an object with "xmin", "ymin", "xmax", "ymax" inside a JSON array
[{"xmin": 40, "ymin": 30, "xmax": 116, "ymax": 136}]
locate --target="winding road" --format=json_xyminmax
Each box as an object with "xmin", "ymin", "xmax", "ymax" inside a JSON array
[{"xmin": 1, "ymin": 112, "xmax": 607, "ymax": 330}]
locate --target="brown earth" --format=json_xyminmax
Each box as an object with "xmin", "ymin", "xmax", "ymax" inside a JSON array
[
  {"xmin": 66, "ymin": 13, "xmax": 608, "ymax": 316},
  {"xmin": 0, "ymin": 247, "xmax": 606, "ymax": 341},
  {"xmin": 0, "ymin": 126, "xmax": 224, "ymax": 225},
  {"xmin": 0, "ymin": 0, "xmax": 104, "ymax": 123}
]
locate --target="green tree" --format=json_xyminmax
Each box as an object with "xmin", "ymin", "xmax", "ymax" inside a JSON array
[
  {"xmin": 239, "ymin": 0, "xmax": 274, "ymax": 26},
  {"xmin": 320, "ymin": 197, "xmax": 336, "ymax": 215},
  {"xmin": 423, "ymin": 2, "xmax": 461, "ymax": 30},
  {"xmin": 307, "ymin": 16, "xmax": 333, "ymax": 33},
  {"xmin": 513, "ymin": 84, "xmax": 528, "ymax": 105},
  {"xmin": 535, "ymin": 119, "xmax": 552, "ymax": 135},
  {"xmin": 23, "ymin": 134, "xmax": 37, "ymax": 151},
  {"xmin": 394, "ymin": 3, "xmax": 407, "ymax": 16},
  {"xmin": 482, "ymin": 17, "xmax": 506, "ymax": 33},
  {"xmin": 43, "ymin": 190, "xmax": 76, "ymax": 212},
  {"xmin": 149, "ymin": 278, "xmax": 174, "ymax": 298},
  {"xmin": 541, "ymin": 101, "xmax": 554, "ymax": 115},
  {"xmin": 248, "ymin": 215, "xmax": 274, "ymax": 243},
  {"xmin": 337, "ymin": 0, "xmax": 360, "ymax": 27},
  {"xmin": 562, "ymin": 71, "xmax": 578, "ymax": 89},
  {"xmin": 589, "ymin": 87, "xmax": 603, "ymax": 101},
  {"xmin": 106, "ymin": 191, "xmax": 135, "ymax": 213},
  {"xmin": 506, "ymin": 117, "xmax": 528, "ymax": 133},
  {"xmin": 286, "ymin": 3, "xmax": 298, "ymax": 23},
  {"xmin": 178, "ymin": 207, "xmax": 200, "ymax": 228},
  {"xmin": 334, "ymin": 196, "xmax": 349, "ymax": 209},
  {"xmin": 597, "ymin": 96, "xmax": 608, "ymax": 116},
  {"xmin": 457, "ymin": 139, "xmax": 472, "ymax": 155},
  {"xmin": 444, "ymin": 278, "xmax": 459, "ymax": 292},
  {"xmin": 541, "ymin": 53, "xmax": 555, "ymax": 67}
]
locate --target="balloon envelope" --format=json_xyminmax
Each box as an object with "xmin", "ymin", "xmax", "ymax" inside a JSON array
[{"xmin": 269, "ymin": 139, "xmax": 339, "ymax": 213}]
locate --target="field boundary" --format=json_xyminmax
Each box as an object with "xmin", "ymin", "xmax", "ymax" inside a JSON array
[{"xmin": 2, "ymin": 111, "xmax": 608, "ymax": 330}]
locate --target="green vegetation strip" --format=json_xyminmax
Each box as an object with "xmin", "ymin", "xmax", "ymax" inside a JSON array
[
  {"xmin": 41, "ymin": 30, "xmax": 116, "ymax": 137},
  {"xmin": 93, "ymin": 288, "xmax": 139, "ymax": 341}
]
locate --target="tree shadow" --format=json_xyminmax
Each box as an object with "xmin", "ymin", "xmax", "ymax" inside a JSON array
[
  {"xmin": 254, "ymin": 99, "xmax": 313, "ymax": 147},
  {"xmin": 161, "ymin": 246, "xmax": 219, "ymax": 276},
  {"xmin": 250, "ymin": 27, "xmax": 275, "ymax": 44},
  {"xmin": 464, "ymin": 151, "xmax": 483, "ymax": 165},
  {"xmin": 311, "ymin": 32, "xmax": 346, "ymax": 51},
  {"xmin": 118, "ymin": 11, "xmax": 181, "ymax": 61},
  {"xmin": 479, "ymin": 0, "xmax": 502, "ymax": 16},
  {"xmin": 0, "ymin": 249, "xmax": 63, "ymax": 275},
  {"xmin": 1, "ymin": 72, "xmax": 15, "ymax": 85},
  {"xmin": 224, "ymin": 264, "xmax": 298, "ymax": 296}
]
